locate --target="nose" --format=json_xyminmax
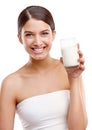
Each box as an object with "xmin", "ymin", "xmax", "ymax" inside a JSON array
[{"xmin": 34, "ymin": 35, "xmax": 42, "ymax": 46}]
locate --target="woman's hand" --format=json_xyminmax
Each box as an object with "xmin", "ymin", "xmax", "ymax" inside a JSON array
[{"xmin": 60, "ymin": 44, "xmax": 85, "ymax": 78}]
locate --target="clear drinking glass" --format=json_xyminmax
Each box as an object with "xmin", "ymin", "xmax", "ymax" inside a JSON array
[{"xmin": 60, "ymin": 37, "xmax": 79, "ymax": 67}]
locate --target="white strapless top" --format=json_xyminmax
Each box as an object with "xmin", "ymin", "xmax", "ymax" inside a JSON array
[{"xmin": 16, "ymin": 90, "xmax": 70, "ymax": 130}]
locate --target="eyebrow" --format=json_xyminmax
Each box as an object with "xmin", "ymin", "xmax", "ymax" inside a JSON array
[{"xmin": 24, "ymin": 29, "xmax": 50, "ymax": 34}]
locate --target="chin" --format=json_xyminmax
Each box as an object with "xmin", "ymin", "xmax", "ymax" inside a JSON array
[
  {"xmin": 32, "ymin": 55, "xmax": 47, "ymax": 60},
  {"xmin": 31, "ymin": 52, "xmax": 49, "ymax": 60}
]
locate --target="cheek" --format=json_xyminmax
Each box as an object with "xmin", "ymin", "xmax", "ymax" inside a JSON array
[
  {"xmin": 45, "ymin": 38, "xmax": 52, "ymax": 49},
  {"xmin": 23, "ymin": 39, "xmax": 32, "ymax": 46},
  {"xmin": 44, "ymin": 36, "xmax": 53, "ymax": 44}
]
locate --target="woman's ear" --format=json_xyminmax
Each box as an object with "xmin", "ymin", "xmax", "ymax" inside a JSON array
[
  {"xmin": 17, "ymin": 34, "xmax": 23, "ymax": 44},
  {"xmin": 52, "ymin": 30, "xmax": 56, "ymax": 41}
]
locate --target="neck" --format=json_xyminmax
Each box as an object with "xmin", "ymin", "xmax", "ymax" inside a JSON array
[{"xmin": 27, "ymin": 56, "xmax": 54, "ymax": 72}]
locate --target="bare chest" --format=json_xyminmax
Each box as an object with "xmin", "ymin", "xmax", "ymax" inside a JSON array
[{"xmin": 16, "ymin": 68, "xmax": 69, "ymax": 104}]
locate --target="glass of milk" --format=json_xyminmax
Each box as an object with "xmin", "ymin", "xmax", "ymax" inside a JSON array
[{"xmin": 60, "ymin": 37, "xmax": 79, "ymax": 67}]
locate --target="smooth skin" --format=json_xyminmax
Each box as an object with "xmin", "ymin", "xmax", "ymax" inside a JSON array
[{"xmin": 0, "ymin": 18, "xmax": 88, "ymax": 130}]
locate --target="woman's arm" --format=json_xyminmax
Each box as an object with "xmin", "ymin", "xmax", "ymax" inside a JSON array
[
  {"xmin": 0, "ymin": 77, "xmax": 16, "ymax": 130},
  {"xmin": 68, "ymin": 76, "xmax": 88, "ymax": 130},
  {"xmin": 66, "ymin": 45, "xmax": 88, "ymax": 130}
]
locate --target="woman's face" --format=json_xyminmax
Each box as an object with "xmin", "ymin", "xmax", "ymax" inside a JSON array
[{"xmin": 18, "ymin": 18, "xmax": 56, "ymax": 60}]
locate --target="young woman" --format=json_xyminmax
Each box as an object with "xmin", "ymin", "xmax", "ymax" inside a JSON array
[{"xmin": 0, "ymin": 5, "xmax": 88, "ymax": 130}]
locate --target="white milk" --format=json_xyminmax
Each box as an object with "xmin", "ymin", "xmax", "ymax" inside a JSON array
[
  {"xmin": 61, "ymin": 44, "xmax": 79, "ymax": 67},
  {"xmin": 60, "ymin": 37, "xmax": 79, "ymax": 67}
]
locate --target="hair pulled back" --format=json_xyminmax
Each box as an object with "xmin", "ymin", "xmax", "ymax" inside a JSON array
[{"xmin": 18, "ymin": 5, "xmax": 55, "ymax": 34}]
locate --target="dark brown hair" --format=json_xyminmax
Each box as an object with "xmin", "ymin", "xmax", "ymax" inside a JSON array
[{"xmin": 18, "ymin": 5, "xmax": 55, "ymax": 34}]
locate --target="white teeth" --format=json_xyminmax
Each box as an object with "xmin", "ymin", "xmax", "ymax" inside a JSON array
[{"xmin": 33, "ymin": 48, "xmax": 44, "ymax": 53}]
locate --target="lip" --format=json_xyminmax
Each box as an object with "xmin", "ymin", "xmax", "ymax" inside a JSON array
[{"xmin": 31, "ymin": 46, "xmax": 46, "ymax": 54}]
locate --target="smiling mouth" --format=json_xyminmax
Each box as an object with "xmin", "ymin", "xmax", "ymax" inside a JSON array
[{"xmin": 31, "ymin": 46, "xmax": 46, "ymax": 54}]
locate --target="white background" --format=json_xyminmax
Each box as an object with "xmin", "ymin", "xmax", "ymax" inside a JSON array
[{"xmin": 0, "ymin": 0, "xmax": 92, "ymax": 130}]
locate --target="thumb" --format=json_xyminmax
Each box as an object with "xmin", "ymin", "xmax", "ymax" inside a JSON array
[{"xmin": 60, "ymin": 57, "xmax": 63, "ymax": 63}]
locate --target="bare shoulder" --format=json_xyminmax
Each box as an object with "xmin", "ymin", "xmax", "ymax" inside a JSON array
[
  {"xmin": 1, "ymin": 72, "xmax": 20, "ymax": 90},
  {"xmin": 0, "ymin": 70, "xmax": 23, "ymax": 102},
  {"xmin": 53, "ymin": 58, "xmax": 67, "ymax": 72},
  {"xmin": 53, "ymin": 58, "xmax": 70, "ymax": 90},
  {"xmin": 0, "ymin": 63, "xmax": 26, "ymax": 90}
]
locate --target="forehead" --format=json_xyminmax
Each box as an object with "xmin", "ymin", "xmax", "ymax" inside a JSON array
[{"xmin": 22, "ymin": 18, "xmax": 51, "ymax": 32}]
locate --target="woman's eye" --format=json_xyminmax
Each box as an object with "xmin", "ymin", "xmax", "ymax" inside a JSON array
[
  {"xmin": 25, "ymin": 34, "xmax": 32, "ymax": 37},
  {"xmin": 42, "ymin": 32, "xmax": 49, "ymax": 35}
]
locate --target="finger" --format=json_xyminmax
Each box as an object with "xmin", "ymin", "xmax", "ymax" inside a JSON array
[
  {"xmin": 78, "ymin": 50, "xmax": 83, "ymax": 58},
  {"xmin": 78, "ymin": 58, "xmax": 85, "ymax": 64},
  {"xmin": 60, "ymin": 57, "xmax": 63, "ymax": 63},
  {"xmin": 79, "ymin": 64, "xmax": 85, "ymax": 71},
  {"xmin": 77, "ymin": 43, "xmax": 80, "ymax": 49}
]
